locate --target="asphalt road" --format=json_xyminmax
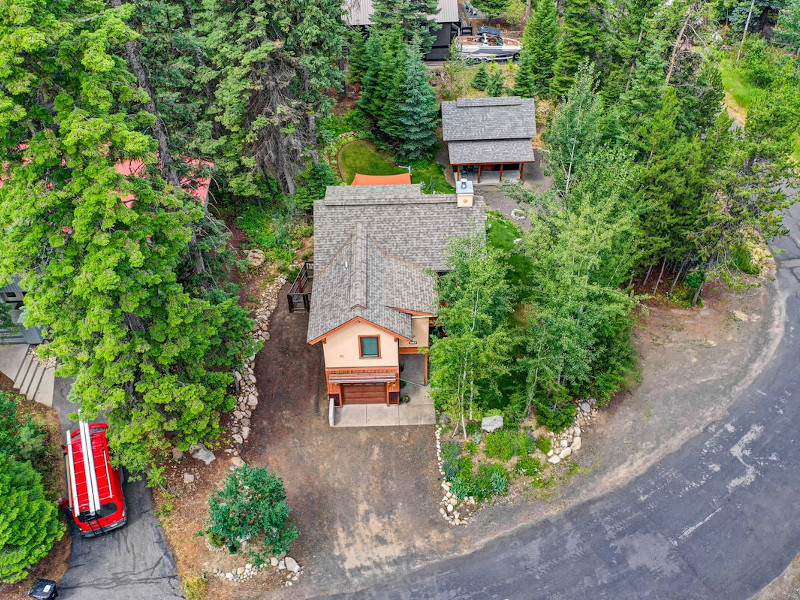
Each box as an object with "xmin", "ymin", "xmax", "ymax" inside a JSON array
[
  {"xmin": 324, "ymin": 203, "xmax": 800, "ymax": 600},
  {"xmin": 51, "ymin": 378, "xmax": 182, "ymax": 600}
]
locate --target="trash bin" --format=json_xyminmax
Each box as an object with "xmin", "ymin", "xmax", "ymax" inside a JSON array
[{"xmin": 28, "ymin": 579, "xmax": 58, "ymax": 599}]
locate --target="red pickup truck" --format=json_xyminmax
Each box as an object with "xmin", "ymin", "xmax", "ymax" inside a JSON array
[{"xmin": 63, "ymin": 422, "xmax": 127, "ymax": 536}]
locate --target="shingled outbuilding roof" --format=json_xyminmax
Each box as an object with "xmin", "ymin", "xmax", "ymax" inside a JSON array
[
  {"xmin": 308, "ymin": 184, "xmax": 485, "ymax": 343},
  {"xmin": 441, "ymin": 97, "xmax": 537, "ymax": 142}
]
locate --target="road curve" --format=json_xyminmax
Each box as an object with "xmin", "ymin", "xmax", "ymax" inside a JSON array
[{"xmin": 325, "ymin": 204, "xmax": 800, "ymax": 600}]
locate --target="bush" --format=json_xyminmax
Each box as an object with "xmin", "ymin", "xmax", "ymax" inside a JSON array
[
  {"xmin": 532, "ymin": 388, "xmax": 577, "ymax": 433},
  {"xmin": 471, "ymin": 63, "xmax": 489, "ymax": 90},
  {"xmin": 0, "ymin": 454, "xmax": 64, "ymax": 582},
  {"xmin": 465, "ymin": 420, "xmax": 481, "ymax": 436},
  {"xmin": 730, "ymin": 244, "xmax": 760, "ymax": 275},
  {"xmin": 205, "ymin": 465, "xmax": 297, "ymax": 564},
  {"xmin": 535, "ymin": 436, "xmax": 551, "ymax": 455},
  {"xmin": 484, "ymin": 429, "xmax": 533, "ymax": 461},
  {"xmin": 477, "ymin": 464, "xmax": 509, "ymax": 498},
  {"xmin": 0, "ymin": 392, "xmax": 46, "ymax": 463},
  {"xmin": 515, "ymin": 456, "xmax": 542, "ymax": 476},
  {"xmin": 465, "ymin": 441, "xmax": 478, "ymax": 455},
  {"xmin": 440, "ymin": 441, "xmax": 462, "ymax": 481}
]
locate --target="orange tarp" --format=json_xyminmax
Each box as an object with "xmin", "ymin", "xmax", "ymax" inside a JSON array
[{"xmin": 351, "ymin": 173, "xmax": 411, "ymax": 186}]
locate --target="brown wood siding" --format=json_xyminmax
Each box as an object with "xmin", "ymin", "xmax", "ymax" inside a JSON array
[{"xmin": 342, "ymin": 383, "xmax": 386, "ymax": 405}]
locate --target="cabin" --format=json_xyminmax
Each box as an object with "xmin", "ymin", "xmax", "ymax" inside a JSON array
[
  {"xmin": 304, "ymin": 183, "xmax": 484, "ymax": 406},
  {"xmin": 441, "ymin": 96, "xmax": 537, "ymax": 184},
  {"xmin": 344, "ymin": 0, "xmax": 461, "ymax": 61}
]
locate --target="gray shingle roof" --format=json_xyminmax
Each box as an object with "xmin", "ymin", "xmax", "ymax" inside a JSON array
[
  {"xmin": 344, "ymin": 0, "xmax": 458, "ymax": 25},
  {"xmin": 308, "ymin": 184, "xmax": 485, "ymax": 342},
  {"xmin": 441, "ymin": 97, "xmax": 537, "ymax": 142},
  {"xmin": 307, "ymin": 229, "xmax": 438, "ymax": 343},
  {"xmin": 313, "ymin": 184, "xmax": 485, "ymax": 272},
  {"xmin": 448, "ymin": 139, "xmax": 536, "ymax": 165}
]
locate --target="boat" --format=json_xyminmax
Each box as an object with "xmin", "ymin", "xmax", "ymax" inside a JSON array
[{"xmin": 456, "ymin": 33, "xmax": 522, "ymax": 62}]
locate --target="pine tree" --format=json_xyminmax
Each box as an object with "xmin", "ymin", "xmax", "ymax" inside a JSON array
[
  {"xmin": 471, "ymin": 62, "xmax": 490, "ymax": 90},
  {"xmin": 0, "ymin": 0, "xmax": 257, "ymax": 482},
  {"xmin": 514, "ymin": 50, "xmax": 537, "ymax": 97},
  {"xmin": 377, "ymin": 30, "xmax": 411, "ymax": 139},
  {"xmin": 359, "ymin": 31, "xmax": 385, "ymax": 120},
  {"xmin": 372, "ymin": 0, "xmax": 440, "ymax": 54},
  {"xmin": 550, "ymin": 0, "xmax": 602, "ymax": 96},
  {"xmin": 198, "ymin": 0, "xmax": 346, "ymax": 195},
  {"xmin": 486, "ymin": 65, "xmax": 506, "ymax": 96},
  {"xmin": 614, "ymin": 38, "xmax": 668, "ymax": 147},
  {"xmin": 525, "ymin": 0, "xmax": 559, "ymax": 96},
  {"xmin": 0, "ymin": 455, "xmax": 64, "ymax": 582},
  {"xmin": 397, "ymin": 46, "xmax": 440, "ymax": 161},
  {"xmin": 473, "ymin": 0, "xmax": 512, "ymax": 22},
  {"xmin": 346, "ymin": 26, "xmax": 369, "ymax": 85}
]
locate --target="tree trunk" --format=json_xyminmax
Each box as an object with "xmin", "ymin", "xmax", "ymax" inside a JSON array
[
  {"xmin": 666, "ymin": 3, "xmax": 694, "ymax": 85},
  {"xmin": 668, "ymin": 258, "xmax": 687, "ymax": 297},
  {"xmin": 642, "ymin": 262, "xmax": 655, "ymax": 286},
  {"xmin": 691, "ymin": 258, "xmax": 714, "ymax": 307},
  {"xmin": 525, "ymin": 0, "xmax": 532, "ymax": 20},
  {"xmin": 111, "ymin": 0, "xmax": 180, "ymax": 188},
  {"xmin": 652, "ymin": 257, "xmax": 667, "ymax": 295},
  {"xmin": 736, "ymin": 0, "xmax": 757, "ymax": 63}
]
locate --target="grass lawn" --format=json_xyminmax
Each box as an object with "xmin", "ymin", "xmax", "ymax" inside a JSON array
[
  {"xmin": 719, "ymin": 58, "xmax": 757, "ymax": 110},
  {"xmin": 486, "ymin": 211, "xmax": 532, "ymax": 292},
  {"xmin": 337, "ymin": 139, "xmax": 407, "ymax": 184},
  {"xmin": 337, "ymin": 138, "xmax": 455, "ymax": 193}
]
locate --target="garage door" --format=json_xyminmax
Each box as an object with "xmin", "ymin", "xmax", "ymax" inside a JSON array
[{"xmin": 341, "ymin": 383, "xmax": 386, "ymax": 405}]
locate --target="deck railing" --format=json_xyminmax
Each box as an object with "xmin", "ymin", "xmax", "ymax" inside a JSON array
[{"xmin": 287, "ymin": 261, "xmax": 313, "ymax": 313}]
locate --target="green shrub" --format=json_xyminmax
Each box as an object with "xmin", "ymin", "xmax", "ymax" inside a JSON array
[
  {"xmin": 207, "ymin": 531, "xmax": 224, "ymax": 548},
  {"xmin": 532, "ymin": 388, "xmax": 577, "ymax": 432},
  {"xmin": 205, "ymin": 465, "xmax": 297, "ymax": 565},
  {"xmin": 730, "ymin": 244, "xmax": 760, "ymax": 275},
  {"xmin": 515, "ymin": 456, "xmax": 542, "ymax": 476},
  {"xmin": 471, "ymin": 63, "xmax": 489, "ymax": 90},
  {"xmin": 489, "ymin": 469, "xmax": 508, "ymax": 495},
  {"xmin": 183, "ymin": 574, "xmax": 208, "ymax": 600},
  {"xmin": 440, "ymin": 441, "xmax": 462, "ymax": 481},
  {"xmin": 0, "ymin": 392, "xmax": 46, "ymax": 463},
  {"xmin": 465, "ymin": 420, "xmax": 481, "ymax": 436},
  {"xmin": 477, "ymin": 464, "xmax": 509, "ymax": 498},
  {"xmin": 465, "ymin": 441, "xmax": 478, "ymax": 455},
  {"xmin": 0, "ymin": 454, "xmax": 64, "ymax": 582},
  {"xmin": 484, "ymin": 429, "xmax": 532, "ymax": 461},
  {"xmin": 535, "ymin": 436, "xmax": 551, "ymax": 455}
]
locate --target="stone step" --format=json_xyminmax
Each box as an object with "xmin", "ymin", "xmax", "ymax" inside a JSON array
[
  {"xmin": 0, "ymin": 344, "xmax": 29, "ymax": 383},
  {"xmin": 32, "ymin": 367, "xmax": 55, "ymax": 407},
  {"xmin": 23, "ymin": 362, "xmax": 45, "ymax": 399},
  {"xmin": 18, "ymin": 359, "xmax": 40, "ymax": 398},
  {"xmin": 13, "ymin": 352, "xmax": 34, "ymax": 390}
]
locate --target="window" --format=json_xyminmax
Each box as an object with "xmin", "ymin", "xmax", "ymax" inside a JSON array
[{"xmin": 359, "ymin": 336, "xmax": 380, "ymax": 358}]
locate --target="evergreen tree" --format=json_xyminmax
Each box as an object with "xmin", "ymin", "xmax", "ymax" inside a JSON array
[
  {"xmin": 486, "ymin": 65, "xmax": 506, "ymax": 96},
  {"xmin": 346, "ymin": 26, "xmax": 370, "ymax": 85},
  {"xmin": 359, "ymin": 31, "xmax": 385, "ymax": 120},
  {"xmin": 0, "ymin": 0, "xmax": 257, "ymax": 481},
  {"xmin": 471, "ymin": 62, "xmax": 490, "ymax": 90},
  {"xmin": 514, "ymin": 50, "xmax": 537, "ymax": 97},
  {"xmin": 550, "ymin": 0, "xmax": 602, "ymax": 96},
  {"xmin": 473, "ymin": 0, "xmax": 512, "ymax": 21},
  {"xmin": 397, "ymin": 46, "xmax": 439, "ymax": 161},
  {"xmin": 775, "ymin": 0, "xmax": 800, "ymax": 56},
  {"xmin": 0, "ymin": 455, "xmax": 64, "ymax": 582},
  {"xmin": 372, "ymin": 0, "xmax": 440, "ymax": 54},
  {"xmin": 198, "ymin": 0, "xmax": 346, "ymax": 195},
  {"xmin": 377, "ymin": 29, "xmax": 410, "ymax": 139},
  {"xmin": 525, "ymin": 0, "xmax": 559, "ymax": 96}
]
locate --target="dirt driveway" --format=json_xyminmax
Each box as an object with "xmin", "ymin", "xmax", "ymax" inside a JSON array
[{"xmin": 241, "ymin": 290, "xmax": 454, "ymax": 598}]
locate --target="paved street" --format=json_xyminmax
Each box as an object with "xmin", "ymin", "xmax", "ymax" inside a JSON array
[
  {"xmin": 51, "ymin": 378, "xmax": 182, "ymax": 600},
  {"xmin": 321, "ymin": 203, "xmax": 800, "ymax": 600}
]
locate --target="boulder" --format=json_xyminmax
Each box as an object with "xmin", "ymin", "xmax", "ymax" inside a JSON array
[
  {"xmin": 183, "ymin": 473, "xmax": 195, "ymax": 484},
  {"xmin": 285, "ymin": 557, "xmax": 300, "ymax": 573},
  {"xmin": 189, "ymin": 443, "xmax": 216, "ymax": 465},
  {"xmin": 241, "ymin": 426, "xmax": 250, "ymax": 440},
  {"xmin": 547, "ymin": 455, "xmax": 561, "ymax": 465},
  {"xmin": 246, "ymin": 249, "xmax": 265, "ymax": 268},
  {"xmin": 572, "ymin": 437, "xmax": 582, "ymax": 451},
  {"xmin": 278, "ymin": 559, "xmax": 286, "ymax": 571},
  {"xmin": 171, "ymin": 448, "xmax": 184, "ymax": 461},
  {"xmin": 559, "ymin": 447, "xmax": 572, "ymax": 459},
  {"xmin": 271, "ymin": 557, "xmax": 279, "ymax": 567},
  {"xmin": 233, "ymin": 433, "xmax": 243, "ymax": 445},
  {"xmin": 481, "ymin": 415, "xmax": 503, "ymax": 433},
  {"xmin": 579, "ymin": 402, "xmax": 591, "ymax": 414},
  {"xmin": 230, "ymin": 456, "xmax": 245, "ymax": 468}
]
